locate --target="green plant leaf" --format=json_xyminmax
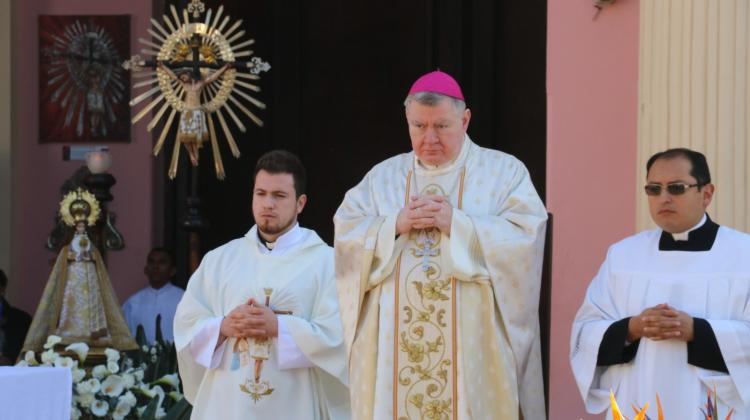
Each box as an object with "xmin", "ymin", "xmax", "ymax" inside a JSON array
[
  {"xmin": 161, "ymin": 398, "xmax": 192, "ymax": 420},
  {"xmin": 140, "ymin": 396, "xmax": 160, "ymax": 420}
]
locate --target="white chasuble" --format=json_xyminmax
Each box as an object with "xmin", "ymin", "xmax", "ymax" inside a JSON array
[
  {"xmin": 335, "ymin": 136, "xmax": 548, "ymax": 420},
  {"xmin": 174, "ymin": 227, "xmax": 349, "ymax": 420},
  {"xmin": 571, "ymin": 228, "xmax": 750, "ymax": 420}
]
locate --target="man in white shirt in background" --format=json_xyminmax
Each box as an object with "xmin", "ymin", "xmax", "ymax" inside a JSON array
[{"xmin": 122, "ymin": 247, "xmax": 184, "ymax": 344}]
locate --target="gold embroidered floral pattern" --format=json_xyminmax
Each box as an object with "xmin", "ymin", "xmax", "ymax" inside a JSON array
[
  {"xmin": 396, "ymin": 226, "xmax": 455, "ymax": 420},
  {"xmin": 422, "ymin": 279, "xmax": 451, "ymax": 301}
]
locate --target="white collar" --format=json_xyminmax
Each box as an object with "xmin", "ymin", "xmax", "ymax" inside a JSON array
[
  {"xmin": 671, "ymin": 213, "xmax": 707, "ymax": 241},
  {"xmin": 252, "ymin": 223, "xmax": 305, "ymax": 255}
]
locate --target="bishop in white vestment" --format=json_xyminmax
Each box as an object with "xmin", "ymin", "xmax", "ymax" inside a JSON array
[
  {"xmin": 571, "ymin": 148, "xmax": 750, "ymax": 419},
  {"xmin": 335, "ymin": 71, "xmax": 548, "ymax": 420},
  {"xmin": 174, "ymin": 151, "xmax": 349, "ymax": 420}
]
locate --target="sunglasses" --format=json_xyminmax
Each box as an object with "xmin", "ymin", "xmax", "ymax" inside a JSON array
[{"xmin": 644, "ymin": 183, "xmax": 702, "ymax": 196}]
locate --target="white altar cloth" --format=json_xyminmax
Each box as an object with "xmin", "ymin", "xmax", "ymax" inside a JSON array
[{"xmin": 0, "ymin": 366, "xmax": 72, "ymax": 420}]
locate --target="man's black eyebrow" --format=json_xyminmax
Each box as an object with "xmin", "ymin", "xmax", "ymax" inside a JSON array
[
  {"xmin": 646, "ymin": 179, "xmax": 693, "ymax": 185},
  {"xmin": 254, "ymin": 188, "xmax": 288, "ymax": 194}
]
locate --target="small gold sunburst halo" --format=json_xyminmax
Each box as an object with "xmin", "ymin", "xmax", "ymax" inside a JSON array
[
  {"xmin": 123, "ymin": 1, "xmax": 270, "ymax": 180},
  {"xmin": 59, "ymin": 188, "xmax": 102, "ymax": 228}
]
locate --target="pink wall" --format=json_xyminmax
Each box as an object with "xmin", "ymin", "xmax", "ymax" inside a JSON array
[
  {"xmin": 547, "ymin": 0, "xmax": 640, "ymax": 418},
  {"xmin": 12, "ymin": 0, "xmax": 155, "ymax": 313}
]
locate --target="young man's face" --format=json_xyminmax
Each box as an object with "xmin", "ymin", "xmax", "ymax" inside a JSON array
[
  {"xmin": 646, "ymin": 157, "xmax": 714, "ymax": 233},
  {"xmin": 144, "ymin": 250, "xmax": 175, "ymax": 288},
  {"xmin": 252, "ymin": 170, "xmax": 306, "ymax": 240}
]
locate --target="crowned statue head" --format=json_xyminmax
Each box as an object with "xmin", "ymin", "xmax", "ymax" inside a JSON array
[{"xmin": 59, "ymin": 188, "xmax": 101, "ymax": 234}]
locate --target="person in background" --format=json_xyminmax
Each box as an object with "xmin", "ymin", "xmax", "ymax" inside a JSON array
[
  {"xmin": 0, "ymin": 269, "xmax": 31, "ymax": 364},
  {"xmin": 122, "ymin": 247, "xmax": 183, "ymax": 344}
]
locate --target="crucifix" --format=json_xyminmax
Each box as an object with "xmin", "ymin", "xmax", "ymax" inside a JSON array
[
  {"xmin": 123, "ymin": 0, "xmax": 271, "ymax": 180},
  {"xmin": 124, "ymin": 31, "xmax": 268, "ymax": 177},
  {"xmin": 249, "ymin": 288, "xmax": 292, "ymax": 382},
  {"xmin": 414, "ymin": 230, "xmax": 439, "ymax": 273},
  {"xmin": 235, "ymin": 288, "xmax": 293, "ymax": 402},
  {"xmin": 123, "ymin": 0, "xmax": 271, "ymax": 273}
]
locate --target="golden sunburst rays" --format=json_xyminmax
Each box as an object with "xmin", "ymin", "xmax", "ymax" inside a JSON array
[{"xmin": 124, "ymin": 1, "xmax": 270, "ymax": 180}]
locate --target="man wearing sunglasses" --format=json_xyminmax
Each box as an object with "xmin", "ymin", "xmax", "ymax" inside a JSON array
[{"xmin": 571, "ymin": 148, "xmax": 750, "ymax": 419}]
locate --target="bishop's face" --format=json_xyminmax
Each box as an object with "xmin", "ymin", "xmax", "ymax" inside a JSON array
[
  {"xmin": 646, "ymin": 157, "xmax": 714, "ymax": 233},
  {"xmin": 405, "ymin": 97, "xmax": 470, "ymax": 166},
  {"xmin": 252, "ymin": 170, "xmax": 306, "ymax": 242}
]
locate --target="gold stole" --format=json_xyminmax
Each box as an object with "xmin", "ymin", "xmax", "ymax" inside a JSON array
[{"xmin": 394, "ymin": 169, "xmax": 465, "ymax": 420}]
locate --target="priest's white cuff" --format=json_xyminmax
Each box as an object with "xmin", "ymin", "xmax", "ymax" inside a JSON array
[
  {"xmin": 276, "ymin": 315, "xmax": 314, "ymax": 369},
  {"xmin": 189, "ymin": 316, "xmax": 226, "ymax": 369}
]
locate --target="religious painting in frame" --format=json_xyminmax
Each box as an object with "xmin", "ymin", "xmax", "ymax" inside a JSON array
[{"xmin": 39, "ymin": 15, "xmax": 131, "ymax": 143}]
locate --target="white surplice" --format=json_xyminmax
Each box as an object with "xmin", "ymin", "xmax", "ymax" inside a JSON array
[
  {"xmin": 335, "ymin": 136, "xmax": 548, "ymax": 420},
  {"xmin": 571, "ymin": 225, "xmax": 750, "ymax": 419},
  {"xmin": 174, "ymin": 226, "xmax": 350, "ymax": 420},
  {"xmin": 122, "ymin": 283, "xmax": 184, "ymax": 343}
]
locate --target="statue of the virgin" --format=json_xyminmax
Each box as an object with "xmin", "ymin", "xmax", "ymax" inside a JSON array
[{"xmin": 22, "ymin": 188, "xmax": 136, "ymax": 353}]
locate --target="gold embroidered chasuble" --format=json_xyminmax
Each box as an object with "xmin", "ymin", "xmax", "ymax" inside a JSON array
[{"xmin": 335, "ymin": 137, "xmax": 548, "ymax": 420}]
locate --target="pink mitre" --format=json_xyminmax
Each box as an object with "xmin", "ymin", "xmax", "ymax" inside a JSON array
[{"xmin": 407, "ymin": 70, "xmax": 465, "ymax": 101}]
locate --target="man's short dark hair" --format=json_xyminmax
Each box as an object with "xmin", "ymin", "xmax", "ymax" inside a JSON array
[
  {"xmin": 148, "ymin": 247, "xmax": 175, "ymax": 268},
  {"xmin": 253, "ymin": 150, "xmax": 307, "ymax": 197},
  {"xmin": 646, "ymin": 148, "xmax": 712, "ymax": 186},
  {"xmin": 0, "ymin": 269, "xmax": 6, "ymax": 288}
]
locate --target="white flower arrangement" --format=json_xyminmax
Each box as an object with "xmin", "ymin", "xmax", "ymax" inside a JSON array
[
  {"xmin": 18, "ymin": 334, "xmax": 186, "ymax": 420},
  {"xmin": 24, "ymin": 350, "xmax": 38, "ymax": 366},
  {"xmin": 54, "ymin": 356, "xmax": 77, "ymax": 370},
  {"xmin": 107, "ymin": 361, "xmax": 120, "ymax": 374},
  {"xmin": 43, "ymin": 335, "xmax": 62, "ymax": 349},
  {"xmin": 119, "ymin": 391, "xmax": 137, "ymax": 407},
  {"xmin": 40, "ymin": 348, "xmax": 57, "ymax": 365},
  {"xmin": 101, "ymin": 375, "xmax": 125, "ymax": 397},
  {"xmin": 153, "ymin": 373, "xmax": 180, "ymax": 390},
  {"xmin": 121, "ymin": 372, "xmax": 136, "ymax": 389},
  {"xmin": 112, "ymin": 400, "xmax": 132, "ymax": 420},
  {"xmin": 84, "ymin": 378, "xmax": 102, "ymax": 394},
  {"xmin": 65, "ymin": 343, "xmax": 90, "ymax": 363},
  {"xmin": 91, "ymin": 364, "xmax": 109, "ymax": 380},
  {"xmin": 72, "ymin": 368, "xmax": 86, "ymax": 383},
  {"xmin": 105, "ymin": 348, "xmax": 121, "ymax": 363},
  {"xmin": 91, "ymin": 399, "xmax": 109, "ymax": 417}
]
